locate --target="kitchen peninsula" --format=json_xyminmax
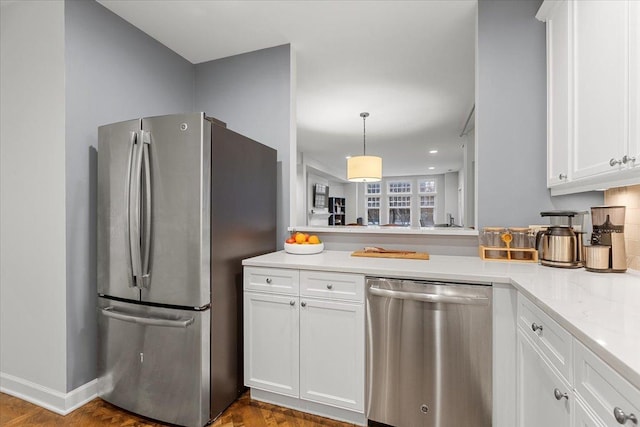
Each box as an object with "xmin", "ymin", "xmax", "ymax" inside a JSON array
[{"xmin": 243, "ymin": 250, "xmax": 640, "ymax": 426}]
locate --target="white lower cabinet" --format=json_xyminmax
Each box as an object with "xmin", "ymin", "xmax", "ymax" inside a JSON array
[
  {"xmin": 517, "ymin": 293, "xmax": 640, "ymax": 427},
  {"xmin": 243, "ymin": 291, "xmax": 299, "ymax": 397},
  {"xmin": 574, "ymin": 398, "xmax": 605, "ymax": 427},
  {"xmin": 517, "ymin": 328, "xmax": 572, "ymax": 426},
  {"xmin": 299, "ymin": 298, "xmax": 364, "ymax": 411},
  {"xmin": 243, "ymin": 267, "xmax": 365, "ymax": 422}
]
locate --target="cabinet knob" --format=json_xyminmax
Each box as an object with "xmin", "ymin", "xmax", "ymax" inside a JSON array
[
  {"xmin": 558, "ymin": 173, "xmax": 567, "ymax": 180},
  {"xmin": 289, "ymin": 300, "xmax": 295, "ymax": 306},
  {"xmin": 327, "ymin": 284, "xmax": 333, "ymax": 290},
  {"xmin": 301, "ymin": 301, "xmax": 306, "ymax": 307},
  {"xmin": 610, "ymin": 158, "xmax": 623, "ymax": 167},
  {"xmin": 531, "ymin": 323, "xmax": 543, "ymax": 334},
  {"xmin": 622, "ymin": 155, "xmax": 637, "ymax": 165},
  {"xmin": 553, "ymin": 388, "xmax": 568, "ymax": 401},
  {"xmin": 614, "ymin": 407, "xmax": 638, "ymax": 425},
  {"xmin": 266, "ymin": 278, "xmax": 272, "ymax": 284}
]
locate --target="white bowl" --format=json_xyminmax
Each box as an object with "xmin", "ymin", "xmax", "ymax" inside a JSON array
[{"xmin": 284, "ymin": 242, "xmax": 324, "ymax": 255}]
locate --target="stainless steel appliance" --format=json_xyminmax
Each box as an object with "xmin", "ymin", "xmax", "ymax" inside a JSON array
[
  {"xmin": 97, "ymin": 113, "xmax": 276, "ymax": 427},
  {"xmin": 536, "ymin": 211, "xmax": 584, "ymax": 268},
  {"xmin": 588, "ymin": 205, "xmax": 627, "ymax": 272},
  {"xmin": 366, "ymin": 277, "xmax": 492, "ymax": 427}
]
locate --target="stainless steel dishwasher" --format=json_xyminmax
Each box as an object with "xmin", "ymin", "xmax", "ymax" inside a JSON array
[{"xmin": 366, "ymin": 277, "xmax": 492, "ymax": 427}]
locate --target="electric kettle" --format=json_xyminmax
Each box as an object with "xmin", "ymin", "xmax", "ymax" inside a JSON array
[{"xmin": 536, "ymin": 211, "xmax": 584, "ymax": 268}]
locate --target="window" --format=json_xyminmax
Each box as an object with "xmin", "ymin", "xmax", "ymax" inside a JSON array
[
  {"xmin": 420, "ymin": 195, "xmax": 435, "ymax": 226},
  {"xmin": 388, "ymin": 195, "xmax": 411, "ymax": 225},
  {"xmin": 419, "ymin": 179, "xmax": 436, "ymax": 194},
  {"xmin": 362, "ymin": 177, "xmax": 441, "ymax": 227},
  {"xmin": 388, "ymin": 181, "xmax": 411, "ymax": 194},
  {"xmin": 367, "ymin": 197, "xmax": 380, "ymax": 225},
  {"xmin": 366, "ymin": 183, "xmax": 381, "ymax": 195},
  {"xmin": 418, "ymin": 179, "xmax": 436, "ymax": 226}
]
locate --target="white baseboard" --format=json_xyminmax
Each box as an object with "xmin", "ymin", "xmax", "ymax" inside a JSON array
[{"xmin": 0, "ymin": 372, "xmax": 97, "ymax": 415}]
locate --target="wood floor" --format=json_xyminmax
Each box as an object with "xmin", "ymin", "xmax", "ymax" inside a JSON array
[{"xmin": 0, "ymin": 391, "xmax": 355, "ymax": 427}]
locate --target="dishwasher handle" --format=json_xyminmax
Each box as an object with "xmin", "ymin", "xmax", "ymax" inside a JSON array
[{"xmin": 368, "ymin": 286, "xmax": 489, "ymax": 305}]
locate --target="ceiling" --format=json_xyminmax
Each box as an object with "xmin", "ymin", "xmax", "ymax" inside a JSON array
[{"xmin": 98, "ymin": 0, "xmax": 476, "ymax": 179}]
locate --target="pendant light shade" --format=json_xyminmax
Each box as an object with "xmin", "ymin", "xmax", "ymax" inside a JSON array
[{"xmin": 347, "ymin": 112, "xmax": 382, "ymax": 182}]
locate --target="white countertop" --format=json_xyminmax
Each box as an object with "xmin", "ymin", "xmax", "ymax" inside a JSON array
[
  {"xmin": 243, "ymin": 250, "xmax": 640, "ymax": 389},
  {"xmin": 290, "ymin": 225, "xmax": 479, "ymax": 236}
]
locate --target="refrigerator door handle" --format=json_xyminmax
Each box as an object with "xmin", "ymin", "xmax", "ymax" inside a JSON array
[
  {"xmin": 140, "ymin": 131, "xmax": 151, "ymax": 288},
  {"xmin": 128, "ymin": 132, "xmax": 144, "ymax": 287},
  {"xmin": 101, "ymin": 307, "xmax": 195, "ymax": 328}
]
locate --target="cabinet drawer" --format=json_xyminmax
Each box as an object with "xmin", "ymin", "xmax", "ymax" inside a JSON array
[
  {"xmin": 517, "ymin": 293, "xmax": 573, "ymax": 383},
  {"xmin": 244, "ymin": 267, "xmax": 299, "ymax": 295},
  {"xmin": 300, "ymin": 271, "xmax": 364, "ymax": 302},
  {"xmin": 574, "ymin": 340, "xmax": 640, "ymax": 427}
]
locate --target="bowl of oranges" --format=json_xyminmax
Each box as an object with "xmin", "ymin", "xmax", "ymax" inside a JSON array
[{"xmin": 284, "ymin": 232, "xmax": 324, "ymax": 254}]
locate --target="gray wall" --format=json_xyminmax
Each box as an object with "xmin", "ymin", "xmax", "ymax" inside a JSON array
[
  {"xmin": 64, "ymin": 0, "xmax": 195, "ymax": 391},
  {"xmin": 194, "ymin": 45, "xmax": 292, "ymax": 246},
  {"xmin": 476, "ymin": 0, "xmax": 602, "ymax": 229}
]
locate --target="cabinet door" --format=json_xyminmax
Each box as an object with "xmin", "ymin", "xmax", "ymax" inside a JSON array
[
  {"xmin": 574, "ymin": 398, "xmax": 605, "ymax": 427},
  {"xmin": 299, "ymin": 298, "xmax": 364, "ymax": 412},
  {"xmin": 547, "ymin": 0, "xmax": 571, "ymax": 186},
  {"xmin": 573, "ymin": 0, "xmax": 628, "ymax": 179},
  {"xmin": 517, "ymin": 328, "xmax": 571, "ymax": 427},
  {"xmin": 244, "ymin": 292, "xmax": 299, "ymax": 397},
  {"xmin": 629, "ymin": 0, "xmax": 640, "ymax": 169}
]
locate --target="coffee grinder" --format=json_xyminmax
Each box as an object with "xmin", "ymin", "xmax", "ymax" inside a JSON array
[{"xmin": 589, "ymin": 206, "xmax": 627, "ymax": 272}]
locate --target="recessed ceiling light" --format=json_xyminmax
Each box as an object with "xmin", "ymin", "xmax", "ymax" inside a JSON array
[
  {"xmin": 428, "ymin": 166, "xmax": 435, "ymax": 170},
  {"xmin": 429, "ymin": 150, "xmax": 438, "ymax": 154}
]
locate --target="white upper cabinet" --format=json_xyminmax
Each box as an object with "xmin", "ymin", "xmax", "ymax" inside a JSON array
[
  {"xmin": 630, "ymin": 0, "xmax": 640, "ymax": 169},
  {"xmin": 573, "ymin": 0, "xmax": 628, "ymax": 179},
  {"xmin": 545, "ymin": 0, "xmax": 571, "ymax": 186},
  {"xmin": 538, "ymin": 0, "xmax": 640, "ymax": 194}
]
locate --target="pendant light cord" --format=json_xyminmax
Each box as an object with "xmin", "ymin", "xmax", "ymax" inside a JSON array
[{"xmin": 360, "ymin": 112, "xmax": 369, "ymax": 156}]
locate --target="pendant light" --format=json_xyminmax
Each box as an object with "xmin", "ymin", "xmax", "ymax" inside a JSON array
[{"xmin": 347, "ymin": 112, "xmax": 382, "ymax": 182}]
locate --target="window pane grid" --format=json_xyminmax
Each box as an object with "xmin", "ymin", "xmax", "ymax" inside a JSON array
[
  {"xmin": 367, "ymin": 196, "xmax": 380, "ymax": 208},
  {"xmin": 388, "ymin": 195, "xmax": 411, "ymax": 207},
  {"xmin": 419, "ymin": 179, "xmax": 436, "ymax": 193},
  {"xmin": 366, "ymin": 183, "xmax": 381, "ymax": 194},
  {"xmin": 388, "ymin": 181, "xmax": 411, "ymax": 194},
  {"xmin": 420, "ymin": 195, "xmax": 435, "ymax": 207}
]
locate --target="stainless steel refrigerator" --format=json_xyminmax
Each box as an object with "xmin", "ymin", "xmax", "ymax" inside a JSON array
[{"xmin": 97, "ymin": 112, "xmax": 276, "ymax": 427}]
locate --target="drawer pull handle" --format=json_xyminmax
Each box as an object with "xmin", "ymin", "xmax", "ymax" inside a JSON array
[
  {"xmin": 558, "ymin": 173, "xmax": 567, "ymax": 180},
  {"xmin": 531, "ymin": 323, "xmax": 543, "ymax": 334},
  {"xmin": 289, "ymin": 300, "xmax": 295, "ymax": 306},
  {"xmin": 553, "ymin": 388, "xmax": 568, "ymax": 401},
  {"xmin": 622, "ymin": 155, "xmax": 636, "ymax": 165},
  {"xmin": 327, "ymin": 284, "xmax": 333, "ymax": 290},
  {"xmin": 301, "ymin": 301, "xmax": 307, "ymax": 307},
  {"xmin": 610, "ymin": 158, "xmax": 623, "ymax": 167},
  {"xmin": 266, "ymin": 278, "xmax": 272, "ymax": 284},
  {"xmin": 614, "ymin": 407, "xmax": 638, "ymax": 425}
]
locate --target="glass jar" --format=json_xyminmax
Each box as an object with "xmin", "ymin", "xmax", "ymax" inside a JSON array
[
  {"xmin": 509, "ymin": 227, "xmax": 532, "ymax": 260},
  {"xmin": 481, "ymin": 227, "xmax": 507, "ymax": 259}
]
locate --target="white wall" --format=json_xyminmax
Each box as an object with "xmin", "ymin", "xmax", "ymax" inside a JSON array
[
  {"xmin": 194, "ymin": 45, "xmax": 293, "ymax": 246},
  {"xmin": 1, "ymin": 0, "xmax": 67, "ymax": 394},
  {"xmin": 444, "ymin": 172, "xmax": 459, "ymax": 224},
  {"xmin": 64, "ymin": 0, "xmax": 195, "ymax": 391},
  {"xmin": 476, "ymin": 0, "xmax": 603, "ymax": 229}
]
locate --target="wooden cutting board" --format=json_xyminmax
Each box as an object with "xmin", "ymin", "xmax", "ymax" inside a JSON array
[{"xmin": 351, "ymin": 250, "xmax": 430, "ymax": 260}]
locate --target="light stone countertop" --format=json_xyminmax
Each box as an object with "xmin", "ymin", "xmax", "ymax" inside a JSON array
[
  {"xmin": 242, "ymin": 250, "xmax": 640, "ymax": 389},
  {"xmin": 289, "ymin": 225, "xmax": 480, "ymax": 236}
]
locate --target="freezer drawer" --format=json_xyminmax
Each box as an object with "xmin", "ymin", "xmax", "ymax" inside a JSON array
[{"xmin": 97, "ymin": 299, "xmax": 210, "ymax": 427}]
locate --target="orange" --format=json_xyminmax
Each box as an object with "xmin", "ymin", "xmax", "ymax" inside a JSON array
[
  {"xmin": 295, "ymin": 233, "xmax": 307, "ymax": 244},
  {"xmin": 308, "ymin": 235, "xmax": 321, "ymax": 244}
]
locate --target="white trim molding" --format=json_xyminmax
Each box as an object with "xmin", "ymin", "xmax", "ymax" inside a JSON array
[{"xmin": 0, "ymin": 372, "xmax": 97, "ymax": 415}]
